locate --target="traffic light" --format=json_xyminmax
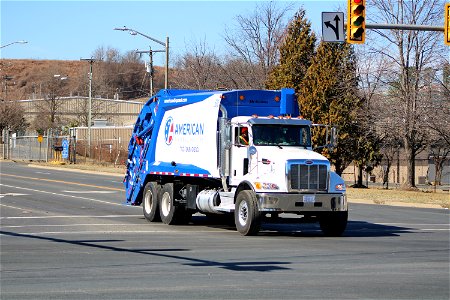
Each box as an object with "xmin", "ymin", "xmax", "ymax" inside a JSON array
[
  {"xmin": 347, "ymin": 0, "xmax": 366, "ymax": 44},
  {"xmin": 445, "ymin": 3, "xmax": 450, "ymax": 46}
]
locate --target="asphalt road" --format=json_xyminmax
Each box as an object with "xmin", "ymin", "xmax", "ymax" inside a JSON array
[{"xmin": 1, "ymin": 161, "xmax": 449, "ymax": 299}]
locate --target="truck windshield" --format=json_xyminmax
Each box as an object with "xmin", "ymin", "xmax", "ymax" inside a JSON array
[{"xmin": 252, "ymin": 125, "xmax": 311, "ymax": 147}]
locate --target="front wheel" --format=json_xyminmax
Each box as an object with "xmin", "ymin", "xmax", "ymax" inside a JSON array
[
  {"xmin": 234, "ymin": 190, "xmax": 261, "ymax": 236},
  {"xmin": 319, "ymin": 211, "xmax": 348, "ymax": 237}
]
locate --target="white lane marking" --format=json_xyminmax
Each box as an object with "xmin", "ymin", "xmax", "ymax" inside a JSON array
[
  {"xmin": 34, "ymin": 171, "xmax": 51, "ymax": 175},
  {"xmin": 0, "ymin": 203, "xmax": 31, "ymax": 211},
  {"xmin": 2, "ymin": 223, "xmax": 146, "ymax": 228},
  {"xmin": 0, "ymin": 230, "xmax": 233, "ymax": 235},
  {"xmin": 0, "ymin": 183, "xmax": 132, "ymax": 208},
  {"xmin": 62, "ymin": 190, "xmax": 117, "ymax": 194},
  {"xmin": 0, "ymin": 193, "xmax": 29, "ymax": 198},
  {"xmin": 374, "ymin": 222, "xmax": 449, "ymax": 226},
  {"xmin": 1, "ymin": 214, "xmax": 141, "ymax": 220}
]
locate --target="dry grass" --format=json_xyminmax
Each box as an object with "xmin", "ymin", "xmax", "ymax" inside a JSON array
[
  {"xmin": 347, "ymin": 187, "xmax": 450, "ymax": 209},
  {"xmin": 1, "ymin": 58, "xmax": 165, "ymax": 101},
  {"xmin": 1, "ymin": 59, "xmax": 86, "ymax": 100}
]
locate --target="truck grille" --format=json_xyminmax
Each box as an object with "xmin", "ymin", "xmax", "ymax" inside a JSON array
[{"xmin": 289, "ymin": 163, "xmax": 328, "ymax": 191}]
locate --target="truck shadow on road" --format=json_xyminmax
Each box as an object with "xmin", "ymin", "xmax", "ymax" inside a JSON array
[
  {"xmin": 191, "ymin": 215, "xmax": 413, "ymax": 238},
  {"xmin": 0, "ymin": 230, "xmax": 291, "ymax": 272},
  {"xmin": 260, "ymin": 221, "xmax": 413, "ymax": 237}
]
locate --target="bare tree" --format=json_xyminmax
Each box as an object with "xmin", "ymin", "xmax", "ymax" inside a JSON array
[
  {"xmin": 224, "ymin": 1, "xmax": 292, "ymax": 88},
  {"xmin": 425, "ymin": 63, "xmax": 450, "ymax": 187},
  {"xmin": 89, "ymin": 46, "xmax": 149, "ymax": 99},
  {"xmin": 0, "ymin": 100, "xmax": 27, "ymax": 133},
  {"xmin": 429, "ymin": 137, "xmax": 450, "ymax": 186},
  {"xmin": 365, "ymin": 0, "xmax": 446, "ymax": 188},
  {"xmin": 378, "ymin": 122, "xmax": 403, "ymax": 189},
  {"xmin": 173, "ymin": 39, "xmax": 222, "ymax": 89},
  {"xmin": 73, "ymin": 97, "xmax": 106, "ymax": 127},
  {"xmin": 427, "ymin": 62, "xmax": 450, "ymax": 146},
  {"xmin": 173, "ymin": 39, "xmax": 266, "ymax": 90},
  {"xmin": 33, "ymin": 71, "xmax": 69, "ymax": 131}
]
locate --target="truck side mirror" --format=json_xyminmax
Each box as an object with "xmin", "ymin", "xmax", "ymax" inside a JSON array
[
  {"xmin": 312, "ymin": 124, "xmax": 338, "ymax": 151},
  {"xmin": 330, "ymin": 127, "xmax": 338, "ymax": 149}
]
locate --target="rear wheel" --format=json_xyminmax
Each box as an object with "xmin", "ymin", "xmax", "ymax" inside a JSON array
[
  {"xmin": 234, "ymin": 190, "xmax": 261, "ymax": 236},
  {"xmin": 142, "ymin": 182, "xmax": 161, "ymax": 222},
  {"xmin": 159, "ymin": 183, "xmax": 191, "ymax": 225},
  {"xmin": 319, "ymin": 211, "xmax": 348, "ymax": 237}
]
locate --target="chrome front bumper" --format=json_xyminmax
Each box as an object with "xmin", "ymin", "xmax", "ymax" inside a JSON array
[{"xmin": 256, "ymin": 192, "xmax": 347, "ymax": 212}]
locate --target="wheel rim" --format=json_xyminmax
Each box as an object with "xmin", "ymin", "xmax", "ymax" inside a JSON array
[
  {"xmin": 238, "ymin": 200, "xmax": 248, "ymax": 226},
  {"xmin": 144, "ymin": 190, "xmax": 153, "ymax": 214},
  {"xmin": 161, "ymin": 192, "xmax": 171, "ymax": 217}
]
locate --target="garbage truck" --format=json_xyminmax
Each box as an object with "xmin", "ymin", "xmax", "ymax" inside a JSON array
[{"xmin": 124, "ymin": 88, "xmax": 348, "ymax": 236}]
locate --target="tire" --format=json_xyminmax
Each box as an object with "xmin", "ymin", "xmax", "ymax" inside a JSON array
[
  {"xmin": 142, "ymin": 182, "xmax": 161, "ymax": 222},
  {"xmin": 159, "ymin": 183, "xmax": 192, "ymax": 225},
  {"xmin": 234, "ymin": 190, "xmax": 261, "ymax": 236},
  {"xmin": 319, "ymin": 211, "xmax": 348, "ymax": 237}
]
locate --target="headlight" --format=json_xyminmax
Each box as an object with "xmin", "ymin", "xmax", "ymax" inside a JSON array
[{"xmin": 254, "ymin": 182, "xmax": 279, "ymax": 190}]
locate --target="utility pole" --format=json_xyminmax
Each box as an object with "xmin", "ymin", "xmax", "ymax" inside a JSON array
[
  {"xmin": 149, "ymin": 48, "xmax": 153, "ymax": 97},
  {"xmin": 80, "ymin": 58, "xmax": 97, "ymax": 158},
  {"xmin": 2, "ymin": 75, "xmax": 13, "ymax": 101},
  {"xmin": 165, "ymin": 36, "xmax": 169, "ymax": 89},
  {"xmin": 136, "ymin": 47, "xmax": 165, "ymax": 97}
]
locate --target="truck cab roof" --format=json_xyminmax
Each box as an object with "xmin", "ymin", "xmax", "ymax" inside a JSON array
[{"xmin": 231, "ymin": 116, "xmax": 312, "ymax": 126}]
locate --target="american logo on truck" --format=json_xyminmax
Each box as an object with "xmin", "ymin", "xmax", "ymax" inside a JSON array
[
  {"xmin": 164, "ymin": 117, "xmax": 205, "ymax": 146},
  {"xmin": 164, "ymin": 117, "xmax": 175, "ymax": 145}
]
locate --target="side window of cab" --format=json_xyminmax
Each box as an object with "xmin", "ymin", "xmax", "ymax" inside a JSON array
[{"xmin": 235, "ymin": 126, "xmax": 249, "ymax": 146}]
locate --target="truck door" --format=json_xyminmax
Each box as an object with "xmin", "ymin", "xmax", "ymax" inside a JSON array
[{"xmin": 230, "ymin": 125, "xmax": 250, "ymax": 184}]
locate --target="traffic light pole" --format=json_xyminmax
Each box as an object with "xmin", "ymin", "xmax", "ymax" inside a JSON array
[
  {"xmin": 361, "ymin": 23, "xmax": 444, "ymax": 32},
  {"xmin": 346, "ymin": 0, "xmax": 447, "ymax": 44}
]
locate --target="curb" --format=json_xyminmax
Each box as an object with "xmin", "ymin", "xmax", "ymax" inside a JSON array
[{"xmin": 27, "ymin": 163, "xmax": 125, "ymax": 178}]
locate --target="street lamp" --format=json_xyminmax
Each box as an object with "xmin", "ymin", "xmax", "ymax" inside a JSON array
[
  {"xmin": 114, "ymin": 26, "xmax": 169, "ymax": 89},
  {"xmin": 0, "ymin": 40, "xmax": 28, "ymax": 49},
  {"xmin": 80, "ymin": 58, "xmax": 97, "ymax": 158}
]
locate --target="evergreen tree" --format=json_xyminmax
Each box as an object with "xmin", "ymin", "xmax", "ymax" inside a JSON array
[
  {"xmin": 265, "ymin": 8, "xmax": 316, "ymax": 90},
  {"xmin": 266, "ymin": 10, "xmax": 381, "ymax": 179},
  {"xmin": 299, "ymin": 42, "xmax": 380, "ymax": 178}
]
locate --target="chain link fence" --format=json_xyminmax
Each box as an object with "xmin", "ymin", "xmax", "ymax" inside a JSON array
[
  {"xmin": 1, "ymin": 127, "xmax": 131, "ymax": 168},
  {"xmin": 10, "ymin": 135, "xmax": 50, "ymax": 161},
  {"xmin": 2, "ymin": 130, "xmax": 51, "ymax": 161}
]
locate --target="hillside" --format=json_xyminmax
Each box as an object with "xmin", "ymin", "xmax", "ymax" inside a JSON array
[{"xmin": 0, "ymin": 59, "xmax": 165, "ymax": 101}]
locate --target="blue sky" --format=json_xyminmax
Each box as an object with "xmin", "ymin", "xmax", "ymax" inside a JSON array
[{"xmin": 1, "ymin": 0, "xmax": 346, "ymax": 65}]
